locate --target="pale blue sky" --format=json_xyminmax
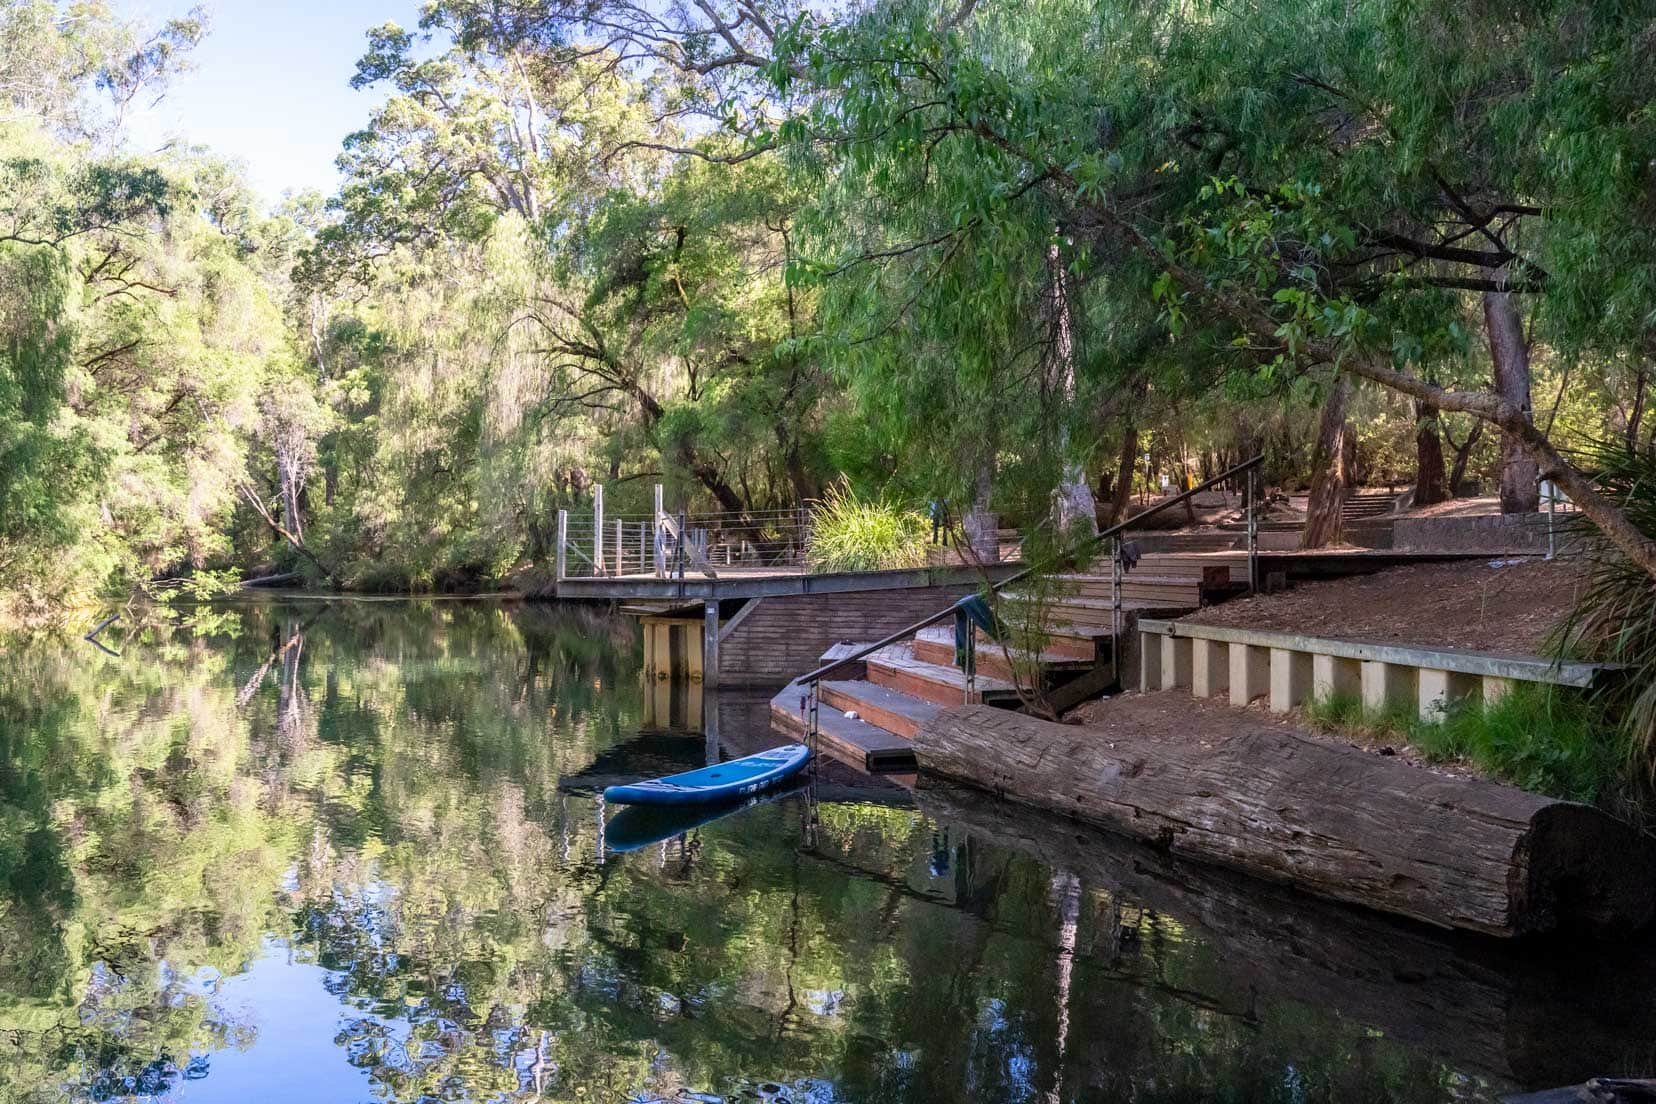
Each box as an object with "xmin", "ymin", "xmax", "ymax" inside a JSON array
[{"xmin": 120, "ymin": 0, "xmax": 426, "ymax": 203}]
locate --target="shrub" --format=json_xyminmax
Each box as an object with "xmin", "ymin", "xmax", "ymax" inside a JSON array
[
  {"xmin": 806, "ymin": 479, "xmax": 929, "ymax": 574},
  {"xmin": 1557, "ymin": 442, "xmax": 1656, "ymax": 782}
]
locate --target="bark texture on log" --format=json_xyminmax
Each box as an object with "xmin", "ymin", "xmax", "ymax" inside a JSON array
[
  {"xmin": 913, "ymin": 705, "xmax": 1654, "ymax": 937},
  {"xmin": 1300, "ymin": 376, "xmax": 1352, "ymax": 548}
]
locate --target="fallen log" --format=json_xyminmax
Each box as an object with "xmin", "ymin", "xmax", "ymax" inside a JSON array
[
  {"xmin": 240, "ymin": 570, "xmax": 301, "ymax": 588},
  {"xmin": 917, "ymin": 782, "xmax": 1656, "ymax": 1087},
  {"xmin": 914, "ymin": 704, "xmax": 1656, "ymax": 937}
]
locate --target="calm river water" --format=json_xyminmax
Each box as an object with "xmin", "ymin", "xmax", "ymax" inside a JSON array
[{"xmin": 2, "ymin": 600, "xmax": 1653, "ymax": 1103}]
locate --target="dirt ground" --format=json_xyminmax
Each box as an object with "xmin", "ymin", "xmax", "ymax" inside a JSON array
[
  {"xmin": 1181, "ymin": 557, "xmax": 1588, "ymax": 656},
  {"xmin": 1401, "ymin": 495, "xmax": 1503, "ymax": 519}
]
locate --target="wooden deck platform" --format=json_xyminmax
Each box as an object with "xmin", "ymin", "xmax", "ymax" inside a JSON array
[{"xmin": 555, "ymin": 562, "xmax": 1018, "ymax": 601}]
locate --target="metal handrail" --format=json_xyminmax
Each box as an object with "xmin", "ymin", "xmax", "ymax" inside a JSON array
[
  {"xmin": 1097, "ymin": 453, "xmax": 1265, "ymax": 544},
  {"xmin": 796, "ymin": 454, "xmax": 1264, "ymax": 688}
]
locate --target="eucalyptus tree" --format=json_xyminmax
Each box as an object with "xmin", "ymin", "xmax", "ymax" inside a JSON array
[{"xmin": 308, "ymin": 3, "xmax": 830, "ymax": 535}]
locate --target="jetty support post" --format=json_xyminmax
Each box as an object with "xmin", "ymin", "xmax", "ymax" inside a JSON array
[
  {"xmin": 556, "ymin": 510, "xmax": 568, "ymax": 581},
  {"xmin": 593, "ymin": 484, "xmax": 605, "ymax": 574},
  {"xmin": 703, "ymin": 599, "xmax": 720, "ymax": 690}
]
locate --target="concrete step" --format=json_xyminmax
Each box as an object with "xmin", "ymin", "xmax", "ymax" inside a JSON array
[
  {"xmin": 818, "ymin": 678, "xmax": 941, "ymax": 741},
  {"xmin": 866, "ymin": 644, "xmax": 1014, "ymax": 706},
  {"xmin": 769, "ymin": 684, "xmax": 915, "ymax": 771}
]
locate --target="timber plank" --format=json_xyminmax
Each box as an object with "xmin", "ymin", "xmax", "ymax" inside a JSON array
[
  {"xmin": 819, "ymin": 679, "xmax": 941, "ymax": 740},
  {"xmin": 865, "ymin": 644, "xmax": 1015, "ymax": 706},
  {"xmin": 768, "ymin": 683, "xmax": 915, "ymax": 770}
]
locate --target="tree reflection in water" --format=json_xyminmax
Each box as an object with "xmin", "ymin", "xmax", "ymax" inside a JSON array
[{"xmin": 1, "ymin": 599, "xmax": 1653, "ymax": 1103}]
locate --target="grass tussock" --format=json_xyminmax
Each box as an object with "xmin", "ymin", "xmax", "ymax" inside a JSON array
[
  {"xmin": 1304, "ymin": 684, "xmax": 1628, "ymax": 810},
  {"xmin": 806, "ymin": 479, "xmax": 929, "ymax": 574}
]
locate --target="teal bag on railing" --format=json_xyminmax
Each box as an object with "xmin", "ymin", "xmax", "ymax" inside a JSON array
[{"xmin": 953, "ymin": 593, "xmax": 1004, "ymax": 668}]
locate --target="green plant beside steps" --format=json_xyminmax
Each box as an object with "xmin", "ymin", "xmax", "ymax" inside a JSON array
[{"xmin": 807, "ymin": 481, "xmax": 929, "ymax": 574}]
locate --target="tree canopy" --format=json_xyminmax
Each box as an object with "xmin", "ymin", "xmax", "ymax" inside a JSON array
[{"xmin": 4, "ymin": 0, "xmax": 1656, "ymax": 620}]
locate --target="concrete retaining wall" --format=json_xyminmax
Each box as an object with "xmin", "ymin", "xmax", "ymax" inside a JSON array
[{"xmin": 1393, "ymin": 511, "xmax": 1579, "ymax": 555}]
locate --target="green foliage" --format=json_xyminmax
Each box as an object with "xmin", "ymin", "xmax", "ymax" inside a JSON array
[
  {"xmin": 806, "ymin": 479, "xmax": 927, "ymax": 574},
  {"xmin": 1306, "ymin": 685, "xmax": 1625, "ymax": 809},
  {"xmin": 1560, "ymin": 443, "xmax": 1656, "ymax": 781}
]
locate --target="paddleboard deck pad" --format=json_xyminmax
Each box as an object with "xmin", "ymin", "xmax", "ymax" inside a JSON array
[{"xmin": 602, "ymin": 743, "xmax": 811, "ymax": 805}]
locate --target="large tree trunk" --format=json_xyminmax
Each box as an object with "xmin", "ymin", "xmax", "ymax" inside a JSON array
[
  {"xmin": 1097, "ymin": 424, "xmax": 1137, "ymax": 528},
  {"xmin": 1300, "ymin": 376, "xmax": 1352, "ymax": 548},
  {"xmin": 1413, "ymin": 399, "xmax": 1448, "ymax": 508},
  {"xmin": 915, "ymin": 705, "xmax": 1656, "ymax": 937},
  {"xmin": 961, "ymin": 457, "xmax": 998, "ymax": 561},
  {"xmin": 1483, "ymin": 280, "xmax": 1540, "ymax": 513},
  {"xmin": 1445, "ymin": 419, "xmax": 1484, "ymax": 496},
  {"xmin": 1047, "ymin": 244, "xmax": 1099, "ymax": 538},
  {"xmin": 633, "ymin": 382, "xmax": 751, "ymax": 516}
]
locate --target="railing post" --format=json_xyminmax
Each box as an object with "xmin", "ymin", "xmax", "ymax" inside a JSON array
[
  {"xmin": 677, "ymin": 511, "xmax": 688, "ymax": 581},
  {"xmin": 1110, "ymin": 533, "xmax": 1122, "ymax": 650},
  {"xmin": 639, "ymin": 520, "xmax": 648, "ymax": 574},
  {"xmin": 613, "ymin": 518, "xmax": 623, "ymax": 577},
  {"xmin": 556, "ymin": 509, "xmax": 568, "ymax": 581},
  {"xmin": 964, "ymin": 623, "xmax": 976, "ymax": 703},
  {"xmin": 593, "ymin": 484, "xmax": 605, "ymax": 574},
  {"xmin": 808, "ymin": 680, "xmax": 820, "ymax": 749},
  {"xmin": 653, "ymin": 484, "xmax": 666, "ymax": 577},
  {"xmin": 1246, "ymin": 467, "xmax": 1259, "ymax": 593}
]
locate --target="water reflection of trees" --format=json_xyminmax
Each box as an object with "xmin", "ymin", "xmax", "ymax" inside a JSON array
[{"xmin": 4, "ymin": 601, "xmax": 1649, "ymax": 1102}]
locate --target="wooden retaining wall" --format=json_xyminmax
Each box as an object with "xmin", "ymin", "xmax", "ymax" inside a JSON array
[{"xmin": 718, "ymin": 584, "xmax": 975, "ymax": 686}]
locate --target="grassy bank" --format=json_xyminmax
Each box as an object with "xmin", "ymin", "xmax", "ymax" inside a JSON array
[{"xmin": 1304, "ymin": 684, "xmax": 1634, "ymax": 813}]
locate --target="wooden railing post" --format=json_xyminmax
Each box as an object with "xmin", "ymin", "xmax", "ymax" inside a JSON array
[
  {"xmin": 593, "ymin": 484, "xmax": 604, "ymax": 574},
  {"xmin": 613, "ymin": 518, "xmax": 622, "ymax": 577},
  {"xmin": 556, "ymin": 509, "xmax": 568, "ymax": 581}
]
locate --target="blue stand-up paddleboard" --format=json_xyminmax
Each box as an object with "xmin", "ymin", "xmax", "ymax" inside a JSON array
[
  {"xmin": 604, "ymin": 781, "xmax": 805, "ymax": 853},
  {"xmin": 602, "ymin": 743, "xmax": 811, "ymax": 805}
]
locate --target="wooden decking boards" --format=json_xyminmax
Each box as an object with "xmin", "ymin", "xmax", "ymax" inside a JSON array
[{"xmin": 769, "ymin": 681, "xmax": 917, "ymax": 770}]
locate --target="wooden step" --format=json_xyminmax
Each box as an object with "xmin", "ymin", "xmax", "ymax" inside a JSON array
[
  {"xmin": 913, "ymin": 625, "xmax": 1101, "ymax": 673},
  {"xmin": 1048, "ymin": 568, "xmax": 1231, "ymax": 593},
  {"xmin": 818, "ymin": 679, "xmax": 940, "ymax": 741},
  {"xmin": 769, "ymin": 684, "xmax": 915, "ymax": 771},
  {"xmin": 1089, "ymin": 553, "xmax": 1251, "ymax": 574},
  {"xmin": 865, "ymin": 645, "xmax": 1013, "ymax": 706}
]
